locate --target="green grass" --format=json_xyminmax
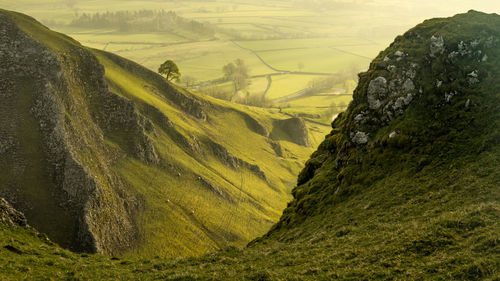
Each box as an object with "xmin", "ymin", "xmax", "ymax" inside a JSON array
[
  {"xmin": 246, "ymin": 77, "xmax": 269, "ymax": 96},
  {"xmin": 266, "ymin": 74, "xmax": 321, "ymax": 100},
  {"xmin": 235, "ymin": 37, "xmax": 376, "ymax": 51},
  {"xmin": 90, "ymin": 49, "xmax": 324, "ymax": 256},
  {"xmin": 257, "ymin": 47, "xmax": 371, "ymax": 73},
  {"xmin": 1, "ymin": 9, "xmax": 499, "ymax": 280},
  {"xmin": 0, "ymin": 145, "xmax": 498, "ymax": 280}
]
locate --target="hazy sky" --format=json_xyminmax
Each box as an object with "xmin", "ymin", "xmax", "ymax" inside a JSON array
[{"xmin": 360, "ymin": 0, "xmax": 500, "ymax": 17}]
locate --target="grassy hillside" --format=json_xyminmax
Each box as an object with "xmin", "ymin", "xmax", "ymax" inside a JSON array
[
  {"xmin": 0, "ymin": 9, "xmax": 330, "ymax": 258},
  {"xmin": 0, "ymin": 9, "xmax": 499, "ymax": 281}
]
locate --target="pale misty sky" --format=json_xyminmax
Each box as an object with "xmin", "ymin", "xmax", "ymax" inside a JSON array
[{"xmin": 360, "ymin": 0, "xmax": 500, "ymax": 17}]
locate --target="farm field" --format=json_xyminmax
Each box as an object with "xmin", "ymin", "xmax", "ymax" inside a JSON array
[
  {"xmin": 114, "ymin": 40, "xmax": 276, "ymax": 81},
  {"xmin": 0, "ymin": 0, "xmax": 445, "ymax": 123},
  {"xmin": 265, "ymin": 74, "xmax": 324, "ymax": 100}
]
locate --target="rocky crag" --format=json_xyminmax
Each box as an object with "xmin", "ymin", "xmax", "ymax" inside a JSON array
[
  {"xmin": 294, "ymin": 10, "xmax": 500, "ymax": 192},
  {"xmin": 0, "ymin": 197, "xmax": 27, "ymax": 227},
  {"xmin": 0, "ymin": 11, "xmax": 144, "ymax": 255},
  {"xmin": 271, "ymin": 117, "xmax": 310, "ymax": 147}
]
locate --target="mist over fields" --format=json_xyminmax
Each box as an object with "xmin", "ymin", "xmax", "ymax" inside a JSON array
[{"xmin": 3, "ymin": 1, "xmax": 499, "ymax": 113}]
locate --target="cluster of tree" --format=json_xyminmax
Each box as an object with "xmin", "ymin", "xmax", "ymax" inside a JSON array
[
  {"xmin": 198, "ymin": 85, "xmax": 234, "ymax": 101},
  {"xmin": 70, "ymin": 10, "xmax": 216, "ymax": 35},
  {"xmin": 199, "ymin": 85, "xmax": 270, "ymax": 107},
  {"xmin": 219, "ymin": 26, "xmax": 314, "ymax": 41},
  {"xmin": 64, "ymin": 0, "xmax": 78, "ymax": 9},
  {"xmin": 307, "ymin": 66, "xmax": 360, "ymax": 93},
  {"xmin": 222, "ymin": 59, "xmax": 249, "ymax": 93},
  {"xmin": 307, "ymin": 75, "xmax": 343, "ymax": 93}
]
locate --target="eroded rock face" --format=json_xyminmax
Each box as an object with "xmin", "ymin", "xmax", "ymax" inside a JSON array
[
  {"xmin": 367, "ymin": 77, "xmax": 387, "ymax": 109},
  {"xmin": 0, "ymin": 12, "xmax": 140, "ymax": 255},
  {"xmin": 206, "ymin": 139, "xmax": 268, "ymax": 182},
  {"xmin": 350, "ymin": 131, "xmax": 369, "ymax": 145},
  {"xmin": 430, "ymin": 35, "xmax": 445, "ymax": 57},
  {"xmin": 239, "ymin": 111, "xmax": 269, "ymax": 137},
  {"xmin": 354, "ymin": 53, "xmax": 420, "ymax": 137},
  {"xmin": 197, "ymin": 176, "xmax": 232, "ymax": 202},
  {"xmin": 269, "ymin": 140, "xmax": 284, "ymax": 157},
  {"xmin": 0, "ymin": 198, "xmax": 27, "ymax": 227},
  {"xmin": 97, "ymin": 91, "xmax": 159, "ymax": 164},
  {"xmin": 271, "ymin": 118, "xmax": 311, "ymax": 147}
]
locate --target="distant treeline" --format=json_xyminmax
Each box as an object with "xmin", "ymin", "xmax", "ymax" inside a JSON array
[{"xmin": 70, "ymin": 10, "xmax": 215, "ymax": 35}]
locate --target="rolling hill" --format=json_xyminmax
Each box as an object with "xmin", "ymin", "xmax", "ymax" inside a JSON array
[
  {"xmin": 0, "ymin": 9, "xmax": 499, "ymax": 281},
  {"xmin": 0, "ymin": 8, "xmax": 329, "ymax": 258}
]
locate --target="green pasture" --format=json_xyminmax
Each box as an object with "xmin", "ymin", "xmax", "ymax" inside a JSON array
[
  {"xmin": 265, "ymin": 74, "xmax": 321, "ymax": 100},
  {"xmin": 256, "ymin": 47, "xmax": 372, "ymax": 73},
  {"xmin": 112, "ymin": 40, "xmax": 275, "ymax": 81},
  {"xmin": 246, "ymin": 77, "xmax": 269, "ymax": 96},
  {"xmin": 235, "ymin": 37, "xmax": 373, "ymax": 51},
  {"xmin": 284, "ymin": 94, "xmax": 352, "ymax": 108}
]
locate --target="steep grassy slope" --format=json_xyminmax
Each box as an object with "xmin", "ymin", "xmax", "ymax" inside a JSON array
[
  {"xmin": 0, "ymin": 10, "xmax": 499, "ymax": 281},
  {"xmin": 0, "ymin": 9, "xmax": 327, "ymax": 258}
]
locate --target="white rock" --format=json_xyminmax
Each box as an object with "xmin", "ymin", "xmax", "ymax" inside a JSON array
[
  {"xmin": 393, "ymin": 97, "xmax": 405, "ymax": 111},
  {"xmin": 468, "ymin": 70, "xmax": 479, "ymax": 78},
  {"xmin": 351, "ymin": 131, "xmax": 369, "ymax": 145},
  {"xmin": 354, "ymin": 114, "xmax": 365, "ymax": 123},
  {"xmin": 445, "ymin": 91, "xmax": 457, "ymax": 102},
  {"xmin": 448, "ymin": 51, "xmax": 459, "ymax": 59},
  {"xmin": 406, "ymin": 68, "xmax": 417, "ymax": 79},
  {"xmin": 468, "ymin": 70, "xmax": 479, "ymax": 84},
  {"xmin": 458, "ymin": 41, "xmax": 471, "ymax": 56},
  {"xmin": 367, "ymin": 76, "xmax": 387, "ymax": 110},
  {"xmin": 430, "ymin": 35, "xmax": 445, "ymax": 57},
  {"xmin": 387, "ymin": 65, "xmax": 396, "ymax": 72},
  {"xmin": 402, "ymin": 79, "xmax": 415, "ymax": 92}
]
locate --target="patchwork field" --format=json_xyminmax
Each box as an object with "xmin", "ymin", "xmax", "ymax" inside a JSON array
[
  {"xmin": 0, "ymin": 0, "xmax": 408, "ymax": 123},
  {"xmin": 2, "ymin": 0, "xmax": 459, "ymax": 123}
]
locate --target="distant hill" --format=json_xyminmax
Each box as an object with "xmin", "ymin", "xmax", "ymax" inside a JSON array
[
  {"xmin": 0, "ymin": 8, "xmax": 325, "ymax": 257},
  {"xmin": 0, "ymin": 9, "xmax": 499, "ymax": 281}
]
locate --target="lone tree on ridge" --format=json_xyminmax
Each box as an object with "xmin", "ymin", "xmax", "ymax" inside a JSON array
[{"xmin": 158, "ymin": 60, "xmax": 181, "ymax": 82}]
